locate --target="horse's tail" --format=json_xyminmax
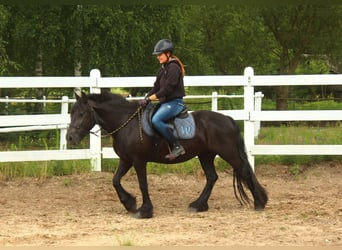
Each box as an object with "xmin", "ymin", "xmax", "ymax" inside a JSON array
[{"xmin": 233, "ymin": 121, "xmax": 268, "ymax": 210}]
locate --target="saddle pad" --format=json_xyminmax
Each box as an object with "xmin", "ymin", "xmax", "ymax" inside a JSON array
[
  {"xmin": 141, "ymin": 105, "xmax": 195, "ymax": 140},
  {"xmin": 172, "ymin": 114, "xmax": 195, "ymax": 139}
]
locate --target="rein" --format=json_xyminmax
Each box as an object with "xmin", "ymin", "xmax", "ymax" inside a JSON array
[{"xmin": 93, "ymin": 105, "xmax": 144, "ymax": 143}]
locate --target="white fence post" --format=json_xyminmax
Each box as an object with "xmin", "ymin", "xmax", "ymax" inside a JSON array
[
  {"xmin": 43, "ymin": 95, "xmax": 46, "ymax": 112},
  {"xmin": 243, "ymin": 67, "xmax": 255, "ymax": 171},
  {"xmin": 211, "ymin": 91, "xmax": 218, "ymax": 111},
  {"xmin": 254, "ymin": 91, "xmax": 263, "ymax": 138},
  {"xmin": 60, "ymin": 96, "xmax": 69, "ymax": 150},
  {"xmin": 89, "ymin": 69, "xmax": 102, "ymax": 171},
  {"xmin": 5, "ymin": 96, "xmax": 9, "ymax": 115}
]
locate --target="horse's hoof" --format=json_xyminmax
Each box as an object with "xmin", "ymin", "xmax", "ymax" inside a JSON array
[
  {"xmin": 188, "ymin": 202, "xmax": 209, "ymax": 212},
  {"xmin": 254, "ymin": 202, "xmax": 265, "ymax": 211},
  {"xmin": 254, "ymin": 206, "xmax": 265, "ymax": 211},
  {"xmin": 123, "ymin": 196, "xmax": 137, "ymax": 213},
  {"xmin": 188, "ymin": 207, "xmax": 198, "ymax": 213},
  {"xmin": 132, "ymin": 211, "xmax": 153, "ymax": 219},
  {"xmin": 133, "ymin": 211, "xmax": 143, "ymax": 219},
  {"xmin": 127, "ymin": 204, "xmax": 137, "ymax": 213}
]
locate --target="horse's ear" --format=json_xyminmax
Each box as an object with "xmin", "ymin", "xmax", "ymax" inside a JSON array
[
  {"xmin": 74, "ymin": 90, "xmax": 81, "ymax": 100},
  {"xmin": 75, "ymin": 91, "xmax": 88, "ymax": 103}
]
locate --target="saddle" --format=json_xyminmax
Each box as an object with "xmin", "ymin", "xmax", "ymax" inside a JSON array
[{"xmin": 141, "ymin": 102, "xmax": 195, "ymax": 139}]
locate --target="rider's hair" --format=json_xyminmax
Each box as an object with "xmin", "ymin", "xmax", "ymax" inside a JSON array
[{"xmin": 171, "ymin": 55, "xmax": 185, "ymax": 78}]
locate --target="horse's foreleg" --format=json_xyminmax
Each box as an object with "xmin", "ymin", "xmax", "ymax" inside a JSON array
[
  {"xmin": 133, "ymin": 160, "xmax": 153, "ymax": 219},
  {"xmin": 189, "ymin": 153, "xmax": 218, "ymax": 212},
  {"xmin": 112, "ymin": 159, "xmax": 137, "ymax": 213}
]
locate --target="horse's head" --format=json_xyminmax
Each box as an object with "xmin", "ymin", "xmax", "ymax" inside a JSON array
[{"xmin": 66, "ymin": 92, "xmax": 96, "ymax": 145}]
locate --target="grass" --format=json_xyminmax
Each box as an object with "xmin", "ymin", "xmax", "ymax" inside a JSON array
[
  {"xmin": 0, "ymin": 160, "xmax": 91, "ymax": 180},
  {"xmin": 115, "ymin": 236, "xmax": 135, "ymax": 246},
  {"xmin": 1, "ymin": 124, "xmax": 341, "ymax": 179},
  {"xmin": 101, "ymin": 123, "xmax": 342, "ymax": 174},
  {"xmin": 257, "ymin": 123, "xmax": 342, "ymax": 145},
  {"xmin": 101, "ymin": 157, "xmax": 231, "ymax": 175},
  {"xmin": 0, "ymin": 98, "xmax": 341, "ymax": 178},
  {"xmin": 0, "ymin": 124, "xmax": 341, "ymax": 179},
  {"xmin": 255, "ymin": 124, "xmax": 342, "ymax": 166},
  {"xmin": 261, "ymin": 98, "xmax": 342, "ymax": 111}
]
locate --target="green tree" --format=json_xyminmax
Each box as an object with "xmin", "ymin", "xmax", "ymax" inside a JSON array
[
  {"xmin": 260, "ymin": 5, "xmax": 342, "ymax": 109},
  {"xmin": 0, "ymin": 5, "xmax": 17, "ymax": 77},
  {"xmin": 2, "ymin": 4, "xmax": 342, "ymax": 104},
  {"xmin": 3, "ymin": 6, "xmax": 77, "ymax": 112}
]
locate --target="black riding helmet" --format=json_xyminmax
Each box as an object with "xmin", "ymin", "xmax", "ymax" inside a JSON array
[{"xmin": 152, "ymin": 39, "xmax": 174, "ymax": 55}]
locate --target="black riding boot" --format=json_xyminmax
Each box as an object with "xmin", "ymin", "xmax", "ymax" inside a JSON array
[{"xmin": 165, "ymin": 141, "xmax": 186, "ymax": 160}]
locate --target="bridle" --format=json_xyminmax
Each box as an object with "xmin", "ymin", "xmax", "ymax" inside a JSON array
[{"xmin": 90, "ymin": 105, "xmax": 144, "ymax": 143}]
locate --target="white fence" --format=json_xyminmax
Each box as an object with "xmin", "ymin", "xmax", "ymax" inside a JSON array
[{"xmin": 0, "ymin": 67, "xmax": 342, "ymax": 171}]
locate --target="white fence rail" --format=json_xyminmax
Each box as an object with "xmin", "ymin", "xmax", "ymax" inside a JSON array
[{"xmin": 0, "ymin": 67, "xmax": 341, "ymax": 171}]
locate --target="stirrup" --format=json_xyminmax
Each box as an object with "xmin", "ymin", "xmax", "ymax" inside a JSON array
[{"xmin": 165, "ymin": 145, "xmax": 185, "ymax": 160}]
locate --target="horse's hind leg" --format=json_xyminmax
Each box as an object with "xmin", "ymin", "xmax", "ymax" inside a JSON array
[
  {"xmin": 112, "ymin": 159, "xmax": 137, "ymax": 213},
  {"xmin": 189, "ymin": 153, "xmax": 218, "ymax": 212}
]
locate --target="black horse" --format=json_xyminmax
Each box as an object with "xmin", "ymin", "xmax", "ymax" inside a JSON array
[{"xmin": 66, "ymin": 91, "xmax": 268, "ymax": 218}]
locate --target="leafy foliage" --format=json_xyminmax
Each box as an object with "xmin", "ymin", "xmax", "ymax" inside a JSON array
[{"xmin": 0, "ymin": 5, "xmax": 341, "ymax": 106}]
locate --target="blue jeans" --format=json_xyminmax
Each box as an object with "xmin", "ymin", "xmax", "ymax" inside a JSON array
[{"xmin": 152, "ymin": 98, "xmax": 184, "ymax": 143}]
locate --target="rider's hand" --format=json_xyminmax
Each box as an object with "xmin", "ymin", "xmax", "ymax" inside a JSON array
[{"xmin": 139, "ymin": 96, "xmax": 150, "ymax": 106}]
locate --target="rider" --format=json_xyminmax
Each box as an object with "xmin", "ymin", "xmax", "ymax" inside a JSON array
[{"xmin": 140, "ymin": 39, "xmax": 186, "ymax": 159}]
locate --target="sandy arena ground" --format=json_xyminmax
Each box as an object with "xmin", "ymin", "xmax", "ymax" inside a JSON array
[{"xmin": 0, "ymin": 162, "xmax": 341, "ymax": 246}]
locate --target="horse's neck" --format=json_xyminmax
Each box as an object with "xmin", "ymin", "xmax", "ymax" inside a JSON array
[{"xmin": 98, "ymin": 107, "xmax": 137, "ymax": 134}]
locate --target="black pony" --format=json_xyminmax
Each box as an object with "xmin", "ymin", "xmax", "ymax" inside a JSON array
[{"xmin": 67, "ymin": 91, "xmax": 268, "ymax": 218}]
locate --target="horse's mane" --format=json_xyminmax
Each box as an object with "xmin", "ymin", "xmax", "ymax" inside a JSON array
[{"xmin": 87, "ymin": 91, "xmax": 137, "ymax": 108}]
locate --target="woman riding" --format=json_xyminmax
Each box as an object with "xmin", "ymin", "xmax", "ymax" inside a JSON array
[{"xmin": 140, "ymin": 39, "xmax": 186, "ymax": 159}]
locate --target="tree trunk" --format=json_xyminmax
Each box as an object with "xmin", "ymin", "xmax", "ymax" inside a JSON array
[
  {"xmin": 276, "ymin": 50, "xmax": 290, "ymax": 110},
  {"xmin": 275, "ymin": 86, "xmax": 288, "ymax": 110},
  {"xmin": 276, "ymin": 49, "xmax": 301, "ymax": 110},
  {"xmin": 35, "ymin": 51, "xmax": 43, "ymax": 77},
  {"xmin": 34, "ymin": 50, "xmax": 44, "ymax": 113},
  {"xmin": 74, "ymin": 61, "xmax": 82, "ymax": 97},
  {"xmin": 74, "ymin": 61, "xmax": 82, "ymax": 76}
]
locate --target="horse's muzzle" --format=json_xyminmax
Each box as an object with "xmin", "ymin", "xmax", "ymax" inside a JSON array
[{"xmin": 66, "ymin": 130, "xmax": 80, "ymax": 145}]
